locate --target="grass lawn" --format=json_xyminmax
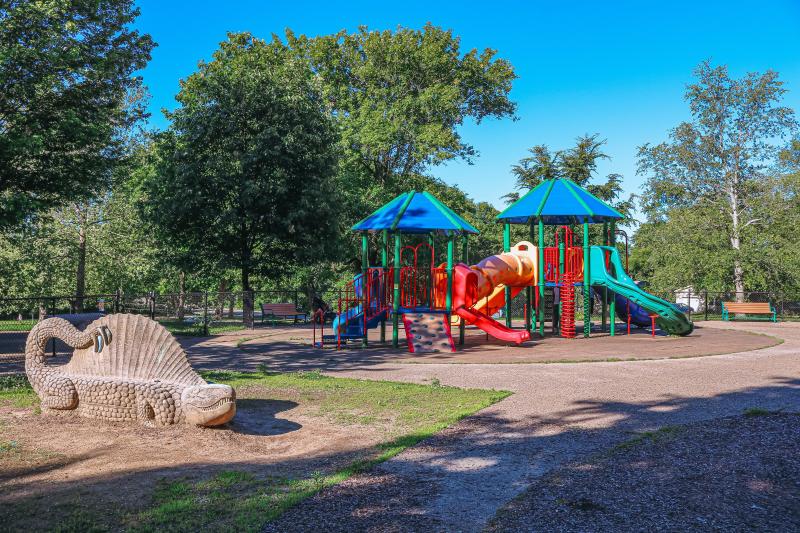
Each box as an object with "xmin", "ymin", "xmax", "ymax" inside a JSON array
[
  {"xmin": 0, "ymin": 318, "xmax": 246, "ymax": 335},
  {"xmin": 0, "ymin": 371, "xmax": 510, "ymax": 531},
  {"xmin": 157, "ymin": 319, "xmax": 246, "ymax": 336}
]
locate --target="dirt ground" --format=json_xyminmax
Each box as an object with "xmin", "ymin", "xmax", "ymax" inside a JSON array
[{"xmin": 0, "ymin": 388, "xmax": 385, "ymax": 529}]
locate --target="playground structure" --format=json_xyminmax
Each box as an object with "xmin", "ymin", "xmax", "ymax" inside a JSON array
[{"xmin": 333, "ymin": 181, "xmax": 692, "ymax": 352}]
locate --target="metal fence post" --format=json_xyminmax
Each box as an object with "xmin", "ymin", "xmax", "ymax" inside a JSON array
[
  {"xmin": 704, "ymin": 290, "xmax": 708, "ymax": 321},
  {"xmin": 687, "ymin": 288, "xmax": 692, "ymax": 320},
  {"xmin": 150, "ymin": 292, "xmax": 155, "ymax": 320},
  {"xmin": 202, "ymin": 292, "xmax": 209, "ymax": 335}
]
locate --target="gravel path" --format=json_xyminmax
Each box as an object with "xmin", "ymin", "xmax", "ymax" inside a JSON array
[
  {"xmin": 264, "ymin": 322, "xmax": 800, "ymax": 532},
  {"xmin": 487, "ymin": 413, "xmax": 800, "ymax": 532}
]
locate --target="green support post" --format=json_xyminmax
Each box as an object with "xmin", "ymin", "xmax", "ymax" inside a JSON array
[
  {"xmin": 460, "ymin": 234, "xmax": 468, "ymax": 345},
  {"xmin": 361, "ymin": 233, "xmax": 369, "ymax": 347},
  {"xmin": 503, "ymin": 223, "xmax": 511, "ymax": 328},
  {"xmin": 609, "ymin": 221, "xmax": 616, "ymax": 336},
  {"xmin": 446, "ymin": 237, "xmax": 454, "ymax": 313},
  {"xmin": 601, "ymin": 222, "xmax": 608, "ymax": 332},
  {"xmin": 380, "ymin": 230, "xmax": 388, "ymax": 343},
  {"xmin": 537, "ymin": 220, "xmax": 545, "ymax": 337},
  {"xmin": 392, "ymin": 232, "xmax": 401, "ymax": 348},
  {"xmin": 583, "ymin": 222, "xmax": 591, "ymax": 338}
]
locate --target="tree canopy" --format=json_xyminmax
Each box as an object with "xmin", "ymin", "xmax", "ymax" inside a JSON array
[
  {"xmin": 634, "ymin": 61, "xmax": 798, "ymax": 297},
  {"xmin": 0, "ymin": 0, "xmax": 154, "ymax": 228},
  {"xmin": 140, "ymin": 33, "xmax": 339, "ymax": 296},
  {"xmin": 503, "ymin": 134, "xmax": 634, "ymax": 224}
]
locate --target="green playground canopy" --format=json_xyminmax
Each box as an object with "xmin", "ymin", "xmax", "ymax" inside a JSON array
[
  {"xmin": 352, "ymin": 190, "xmax": 479, "ymax": 235},
  {"xmin": 496, "ymin": 178, "xmax": 623, "ymax": 225}
]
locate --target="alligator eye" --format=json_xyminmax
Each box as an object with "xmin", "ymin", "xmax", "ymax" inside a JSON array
[
  {"xmin": 101, "ymin": 326, "xmax": 112, "ymax": 345},
  {"xmin": 94, "ymin": 331, "xmax": 104, "ymax": 353}
]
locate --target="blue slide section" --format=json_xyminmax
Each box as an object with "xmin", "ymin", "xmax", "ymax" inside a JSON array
[
  {"xmin": 333, "ymin": 305, "xmax": 388, "ymax": 339},
  {"xmin": 591, "ymin": 285, "xmax": 650, "ymax": 328},
  {"xmin": 332, "ymin": 272, "xmax": 388, "ymax": 339},
  {"xmin": 613, "ymin": 285, "xmax": 653, "ymax": 328}
]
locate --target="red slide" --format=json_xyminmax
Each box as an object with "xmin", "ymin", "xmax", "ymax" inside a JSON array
[{"xmin": 455, "ymin": 306, "xmax": 531, "ymax": 345}]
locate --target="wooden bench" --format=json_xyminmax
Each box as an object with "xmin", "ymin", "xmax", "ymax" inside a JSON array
[
  {"xmin": 260, "ymin": 303, "xmax": 308, "ymax": 325},
  {"xmin": 721, "ymin": 302, "xmax": 776, "ymax": 322}
]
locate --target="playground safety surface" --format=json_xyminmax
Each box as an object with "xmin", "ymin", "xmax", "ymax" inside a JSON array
[{"xmin": 178, "ymin": 321, "xmax": 782, "ymax": 373}]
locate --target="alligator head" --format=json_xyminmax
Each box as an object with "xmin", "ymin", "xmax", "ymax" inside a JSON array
[{"xmin": 181, "ymin": 384, "xmax": 236, "ymax": 426}]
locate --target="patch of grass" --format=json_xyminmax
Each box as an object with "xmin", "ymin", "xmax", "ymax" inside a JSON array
[
  {"xmin": 125, "ymin": 370, "xmax": 511, "ymax": 531},
  {"xmin": 743, "ymin": 407, "xmax": 773, "ymax": 417},
  {"xmin": 0, "ymin": 374, "xmax": 38, "ymax": 408},
  {"xmin": 159, "ymin": 319, "xmax": 244, "ymax": 337},
  {"xmin": 201, "ymin": 370, "xmax": 510, "ymax": 432},
  {"xmin": 0, "ymin": 439, "xmax": 20, "ymax": 454},
  {"xmin": 52, "ymin": 506, "xmax": 107, "ymax": 533},
  {"xmin": 614, "ymin": 425, "xmax": 683, "ymax": 452},
  {"xmin": 0, "ymin": 319, "xmax": 35, "ymax": 332}
]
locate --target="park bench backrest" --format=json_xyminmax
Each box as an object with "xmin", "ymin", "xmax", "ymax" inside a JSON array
[
  {"xmin": 722, "ymin": 302, "xmax": 772, "ymax": 314},
  {"xmin": 261, "ymin": 303, "xmax": 301, "ymax": 315}
]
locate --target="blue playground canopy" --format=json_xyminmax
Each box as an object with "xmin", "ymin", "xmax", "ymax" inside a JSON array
[
  {"xmin": 352, "ymin": 191, "xmax": 480, "ymax": 235},
  {"xmin": 496, "ymin": 178, "xmax": 623, "ymax": 224}
]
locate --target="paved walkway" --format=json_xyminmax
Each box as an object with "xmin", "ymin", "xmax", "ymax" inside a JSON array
[{"xmin": 263, "ymin": 321, "xmax": 800, "ymax": 532}]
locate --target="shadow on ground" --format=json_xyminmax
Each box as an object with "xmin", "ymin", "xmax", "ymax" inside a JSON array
[{"xmin": 2, "ymin": 377, "xmax": 799, "ymax": 532}]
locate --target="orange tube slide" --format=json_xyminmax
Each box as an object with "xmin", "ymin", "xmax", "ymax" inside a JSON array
[{"xmin": 450, "ymin": 242, "xmax": 538, "ymax": 344}]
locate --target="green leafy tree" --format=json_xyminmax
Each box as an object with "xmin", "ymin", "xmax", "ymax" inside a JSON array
[
  {"xmin": 0, "ymin": 0, "xmax": 154, "ymax": 228},
  {"xmin": 504, "ymin": 135, "xmax": 634, "ymax": 223},
  {"xmin": 636, "ymin": 62, "xmax": 797, "ymax": 299},
  {"xmin": 287, "ymin": 24, "xmax": 517, "ymax": 186},
  {"xmin": 284, "ymin": 24, "xmax": 517, "ymax": 271},
  {"xmin": 141, "ymin": 33, "xmax": 339, "ymax": 322}
]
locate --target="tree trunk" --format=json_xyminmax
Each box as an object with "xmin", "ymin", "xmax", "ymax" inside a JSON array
[
  {"xmin": 215, "ymin": 280, "xmax": 227, "ymax": 319},
  {"xmin": 177, "ymin": 271, "xmax": 186, "ymax": 320},
  {"xmin": 242, "ymin": 265, "xmax": 254, "ymax": 329},
  {"xmin": 728, "ymin": 186, "xmax": 746, "ymax": 303},
  {"xmin": 75, "ymin": 222, "xmax": 86, "ymax": 312}
]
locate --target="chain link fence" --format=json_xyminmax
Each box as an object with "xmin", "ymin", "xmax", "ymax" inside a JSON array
[{"xmin": 1, "ymin": 286, "xmax": 797, "ymax": 365}]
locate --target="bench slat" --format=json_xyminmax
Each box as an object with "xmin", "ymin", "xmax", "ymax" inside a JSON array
[
  {"xmin": 260, "ymin": 303, "xmax": 307, "ymax": 323},
  {"xmin": 721, "ymin": 301, "xmax": 776, "ymax": 322},
  {"xmin": 723, "ymin": 302, "xmax": 772, "ymax": 312}
]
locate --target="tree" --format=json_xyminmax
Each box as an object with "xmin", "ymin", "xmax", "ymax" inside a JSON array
[
  {"xmin": 504, "ymin": 135, "xmax": 635, "ymax": 223},
  {"xmin": 287, "ymin": 24, "xmax": 517, "ymax": 187},
  {"xmin": 0, "ymin": 0, "xmax": 154, "ymax": 228},
  {"xmin": 285, "ymin": 24, "xmax": 517, "ymax": 270},
  {"xmin": 141, "ymin": 33, "xmax": 339, "ymax": 323},
  {"xmin": 636, "ymin": 62, "xmax": 797, "ymax": 299}
]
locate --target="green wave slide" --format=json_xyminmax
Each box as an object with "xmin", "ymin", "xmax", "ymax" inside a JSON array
[{"xmin": 589, "ymin": 246, "xmax": 693, "ymax": 336}]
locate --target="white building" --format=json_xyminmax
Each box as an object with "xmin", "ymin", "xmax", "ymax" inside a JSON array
[{"xmin": 674, "ymin": 287, "xmax": 705, "ymax": 312}]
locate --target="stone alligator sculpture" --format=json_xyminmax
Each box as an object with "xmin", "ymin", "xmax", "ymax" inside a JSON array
[{"xmin": 25, "ymin": 314, "xmax": 236, "ymax": 427}]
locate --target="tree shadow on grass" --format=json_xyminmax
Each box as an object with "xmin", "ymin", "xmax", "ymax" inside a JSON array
[{"xmin": 1, "ymin": 376, "xmax": 798, "ymax": 531}]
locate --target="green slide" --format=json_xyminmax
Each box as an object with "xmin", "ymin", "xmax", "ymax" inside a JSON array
[{"xmin": 589, "ymin": 246, "xmax": 693, "ymax": 336}]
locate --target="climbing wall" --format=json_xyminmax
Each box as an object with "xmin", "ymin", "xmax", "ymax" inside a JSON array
[{"xmin": 402, "ymin": 312, "xmax": 456, "ymax": 353}]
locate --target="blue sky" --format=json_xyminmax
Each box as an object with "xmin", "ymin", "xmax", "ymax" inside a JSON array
[{"xmin": 134, "ymin": 0, "xmax": 800, "ymax": 216}]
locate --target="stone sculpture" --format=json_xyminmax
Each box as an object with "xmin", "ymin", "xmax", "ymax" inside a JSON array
[{"xmin": 25, "ymin": 314, "xmax": 236, "ymax": 427}]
